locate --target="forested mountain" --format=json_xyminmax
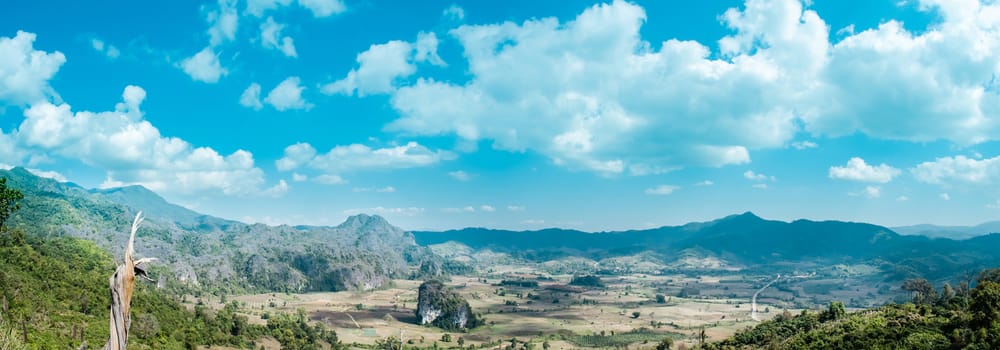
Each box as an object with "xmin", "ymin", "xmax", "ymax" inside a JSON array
[
  {"xmin": 0, "ymin": 167, "xmax": 431, "ymax": 293},
  {"xmin": 415, "ymin": 212, "xmax": 1000, "ymax": 282}
]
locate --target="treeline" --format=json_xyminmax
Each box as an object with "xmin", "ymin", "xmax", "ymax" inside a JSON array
[{"xmin": 702, "ymin": 269, "xmax": 1000, "ymax": 349}]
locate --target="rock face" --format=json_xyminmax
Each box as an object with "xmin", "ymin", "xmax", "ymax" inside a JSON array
[{"xmin": 416, "ymin": 280, "xmax": 478, "ymax": 330}]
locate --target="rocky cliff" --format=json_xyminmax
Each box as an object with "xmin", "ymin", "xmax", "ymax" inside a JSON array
[{"xmin": 416, "ymin": 280, "xmax": 480, "ymax": 330}]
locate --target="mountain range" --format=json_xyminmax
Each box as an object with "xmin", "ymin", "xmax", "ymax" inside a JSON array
[{"xmin": 1, "ymin": 166, "xmax": 996, "ymax": 293}]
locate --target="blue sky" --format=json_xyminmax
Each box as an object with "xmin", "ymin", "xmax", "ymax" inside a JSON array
[{"xmin": 2, "ymin": 0, "xmax": 1000, "ymax": 231}]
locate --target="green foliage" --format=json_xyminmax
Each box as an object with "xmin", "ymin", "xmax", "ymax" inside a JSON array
[
  {"xmin": 569, "ymin": 275, "xmax": 604, "ymax": 288},
  {"xmin": 706, "ymin": 270, "xmax": 1000, "ymax": 349},
  {"xmin": 0, "ymin": 177, "xmax": 23, "ymax": 229}
]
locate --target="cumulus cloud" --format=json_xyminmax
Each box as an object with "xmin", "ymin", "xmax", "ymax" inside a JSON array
[
  {"xmin": 321, "ymin": 32, "xmax": 444, "ymax": 96},
  {"xmin": 829, "ymin": 157, "xmax": 900, "ymax": 183},
  {"xmin": 644, "ymin": 185, "xmax": 678, "ymax": 195},
  {"xmin": 207, "ymin": 0, "xmax": 239, "ymax": 46},
  {"xmin": 695, "ymin": 180, "xmax": 714, "ymax": 186},
  {"xmin": 0, "ymin": 31, "xmax": 65, "ymax": 105},
  {"xmin": 443, "ymin": 4, "xmax": 465, "ymax": 21},
  {"xmin": 291, "ymin": 172, "xmax": 307, "ymax": 181},
  {"xmin": 507, "ymin": 205, "xmax": 526, "ymax": 211},
  {"xmin": 354, "ymin": 0, "xmax": 1000, "ymax": 175},
  {"xmin": 240, "ymin": 83, "xmax": 263, "ymax": 110},
  {"xmin": 940, "ymin": 193, "xmax": 951, "ymax": 201},
  {"xmin": 385, "ymin": 1, "xmax": 817, "ymax": 174},
  {"xmin": 277, "ymin": 141, "xmax": 453, "ymax": 176},
  {"xmin": 260, "ymin": 17, "xmax": 297, "ymax": 57},
  {"xmin": 180, "ymin": 46, "xmax": 227, "ymax": 83},
  {"xmin": 264, "ymin": 76, "xmax": 311, "ymax": 111},
  {"xmin": 912, "ymin": 155, "xmax": 1000, "ymax": 186},
  {"xmin": 18, "ymin": 85, "xmax": 276, "ymax": 196},
  {"xmin": 480, "ymin": 205, "xmax": 495, "ymax": 212}
]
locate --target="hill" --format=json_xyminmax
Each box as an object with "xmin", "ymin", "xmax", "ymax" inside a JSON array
[
  {"xmin": 0, "ymin": 167, "xmax": 431, "ymax": 293},
  {"xmin": 893, "ymin": 221, "xmax": 1000, "ymax": 240},
  {"xmin": 415, "ymin": 212, "xmax": 1000, "ymax": 282}
]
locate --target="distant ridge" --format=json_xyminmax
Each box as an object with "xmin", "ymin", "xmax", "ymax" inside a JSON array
[{"xmin": 893, "ymin": 221, "xmax": 1000, "ymax": 240}]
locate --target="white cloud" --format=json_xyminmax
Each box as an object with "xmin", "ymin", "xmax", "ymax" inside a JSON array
[
  {"xmin": 262, "ymin": 179, "xmax": 289, "ymax": 197},
  {"xmin": 275, "ymin": 142, "xmax": 316, "ymax": 171},
  {"xmin": 90, "ymin": 38, "xmax": 120, "ymax": 59},
  {"xmin": 367, "ymin": 0, "xmax": 1000, "ymax": 174},
  {"xmin": 0, "ymin": 31, "xmax": 65, "ymax": 105},
  {"xmin": 829, "ymin": 157, "xmax": 900, "ymax": 183},
  {"xmin": 385, "ymin": 1, "xmax": 815, "ymax": 174},
  {"xmin": 448, "ymin": 170, "xmax": 471, "ymax": 181},
  {"xmin": 180, "ymin": 46, "xmax": 227, "ymax": 83},
  {"xmin": 260, "ymin": 17, "xmax": 297, "ymax": 57},
  {"xmin": 940, "ymin": 193, "xmax": 951, "ymax": 201},
  {"xmin": 896, "ymin": 195, "xmax": 909, "ymax": 201},
  {"xmin": 480, "ymin": 205, "xmax": 495, "ymax": 212},
  {"xmin": 298, "ymin": 0, "xmax": 346, "ymax": 17},
  {"xmin": 291, "ymin": 172, "xmax": 307, "ymax": 182},
  {"xmin": 322, "ymin": 32, "xmax": 444, "ymax": 96},
  {"xmin": 790, "ymin": 140, "xmax": 817, "ymax": 150},
  {"xmin": 240, "ymin": 83, "xmax": 263, "ymax": 110},
  {"xmin": 343, "ymin": 206, "xmax": 424, "ymax": 217},
  {"xmin": 443, "ymin": 206, "xmax": 477, "ymax": 213},
  {"xmin": 376, "ymin": 186, "xmax": 396, "ymax": 193},
  {"xmin": 695, "ymin": 180, "xmax": 714, "ymax": 186},
  {"xmin": 752, "ymin": 183, "xmax": 768, "ymax": 189},
  {"xmin": 849, "ymin": 185, "xmax": 881, "ymax": 199},
  {"xmin": 987, "ymin": 200, "xmax": 1000, "ymax": 209},
  {"xmin": 507, "ymin": 205, "xmax": 526, "ymax": 212},
  {"xmin": 443, "ymin": 4, "xmax": 465, "ymax": 21},
  {"xmin": 912, "ymin": 155, "xmax": 1000, "ymax": 186},
  {"xmin": 19, "ymin": 85, "xmax": 275, "ymax": 196},
  {"xmin": 644, "ymin": 185, "xmax": 678, "ymax": 195},
  {"xmin": 264, "ymin": 76, "xmax": 311, "ymax": 111},
  {"xmin": 314, "ymin": 174, "xmax": 346, "ymax": 185},
  {"xmin": 207, "ymin": 0, "xmax": 239, "ymax": 46},
  {"xmin": 743, "ymin": 170, "xmax": 775, "ymax": 182},
  {"xmin": 277, "ymin": 141, "xmax": 452, "ymax": 174},
  {"xmin": 26, "ymin": 168, "xmax": 67, "ymax": 182}
]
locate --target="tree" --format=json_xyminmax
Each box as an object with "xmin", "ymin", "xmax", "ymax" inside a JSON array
[
  {"xmin": 655, "ymin": 337, "xmax": 674, "ymax": 350},
  {"xmin": 820, "ymin": 301, "xmax": 846, "ymax": 322},
  {"xmin": 0, "ymin": 178, "xmax": 22, "ymax": 229},
  {"xmin": 902, "ymin": 278, "xmax": 938, "ymax": 305},
  {"xmin": 457, "ymin": 336, "xmax": 465, "ymax": 347},
  {"xmin": 442, "ymin": 333, "xmax": 452, "ymax": 342},
  {"xmin": 655, "ymin": 294, "xmax": 667, "ymax": 304},
  {"xmin": 542, "ymin": 341, "xmax": 550, "ymax": 350},
  {"xmin": 632, "ymin": 311, "xmax": 641, "ymax": 319}
]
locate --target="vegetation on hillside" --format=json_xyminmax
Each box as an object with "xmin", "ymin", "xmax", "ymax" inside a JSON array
[
  {"xmin": 703, "ymin": 270, "xmax": 1000, "ymax": 349},
  {"xmin": 0, "ymin": 178, "xmax": 343, "ymax": 349}
]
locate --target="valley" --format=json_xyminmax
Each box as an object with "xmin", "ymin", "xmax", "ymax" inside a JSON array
[
  {"xmin": 0, "ymin": 167, "xmax": 995, "ymax": 349},
  {"xmin": 191, "ymin": 261, "xmax": 899, "ymax": 349}
]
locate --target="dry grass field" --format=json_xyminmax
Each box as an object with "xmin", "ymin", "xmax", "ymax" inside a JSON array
[{"xmin": 188, "ymin": 264, "xmax": 858, "ymax": 349}]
